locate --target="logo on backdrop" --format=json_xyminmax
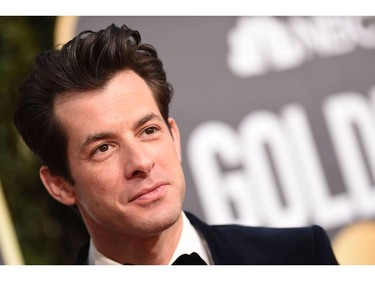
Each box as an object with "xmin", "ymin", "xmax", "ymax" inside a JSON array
[
  {"xmin": 227, "ymin": 16, "xmax": 375, "ymax": 77},
  {"xmin": 187, "ymin": 16, "xmax": 375, "ymax": 230}
]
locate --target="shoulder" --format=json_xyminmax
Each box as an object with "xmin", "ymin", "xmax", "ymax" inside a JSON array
[
  {"xmin": 75, "ymin": 241, "xmax": 90, "ymax": 265},
  {"xmin": 185, "ymin": 211, "xmax": 338, "ymax": 265},
  {"xmin": 206, "ymin": 219, "xmax": 329, "ymax": 250},
  {"xmin": 185, "ymin": 210, "xmax": 325, "ymax": 240}
]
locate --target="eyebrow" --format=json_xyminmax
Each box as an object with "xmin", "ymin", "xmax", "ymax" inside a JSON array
[
  {"xmin": 81, "ymin": 132, "xmax": 115, "ymax": 151},
  {"xmin": 133, "ymin": 112, "xmax": 162, "ymax": 130},
  {"xmin": 80, "ymin": 112, "xmax": 163, "ymax": 150}
]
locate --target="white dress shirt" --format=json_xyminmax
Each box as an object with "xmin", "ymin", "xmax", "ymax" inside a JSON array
[{"xmin": 88, "ymin": 212, "xmax": 212, "ymax": 265}]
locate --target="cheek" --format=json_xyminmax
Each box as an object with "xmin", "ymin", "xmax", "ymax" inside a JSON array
[
  {"xmin": 161, "ymin": 144, "xmax": 185, "ymax": 184},
  {"xmin": 161, "ymin": 137, "xmax": 180, "ymax": 159},
  {"xmin": 73, "ymin": 163, "xmax": 124, "ymax": 201}
]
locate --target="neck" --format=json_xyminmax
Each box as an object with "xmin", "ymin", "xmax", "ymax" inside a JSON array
[{"xmin": 87, "ymin": 213, "xmax": 184, "ymax": 265}]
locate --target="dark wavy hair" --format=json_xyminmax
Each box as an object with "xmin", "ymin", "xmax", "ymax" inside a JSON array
[{"xmin": 13, "ymin": 24, "xmax": 174, "ymax": 184}]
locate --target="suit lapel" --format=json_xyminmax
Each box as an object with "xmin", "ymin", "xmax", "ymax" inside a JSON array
[{"xmin": 184, "ymin": 211, "xmax": 245, "ymax": 265}]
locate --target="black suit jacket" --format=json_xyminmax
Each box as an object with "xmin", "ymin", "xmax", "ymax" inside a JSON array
[
  {"xmin": 76, "ymin": 211, "xmax": 338, "ymax": 265},
  {"xmin": 185, "ymin": 212, "xmax": 338, "ymax": 265}
]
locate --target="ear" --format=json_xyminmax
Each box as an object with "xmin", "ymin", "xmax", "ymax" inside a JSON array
[
  {"xmin": 168, "ymin": 117, "xmax": 182, "ymax": 162},
  {"xmin": 39, "ymin": 166, "xmax": 76, "ymax": 206}
]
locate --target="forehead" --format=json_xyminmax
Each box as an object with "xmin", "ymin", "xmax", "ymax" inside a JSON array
[{"xmin": 53, "ymin": 70, "xmax": 161, "ymax": 133}]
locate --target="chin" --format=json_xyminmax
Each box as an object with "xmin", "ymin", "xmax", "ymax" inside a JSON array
[{"xmin": 134, "ymin": 207, "xmax": 182, "ymax": 236}]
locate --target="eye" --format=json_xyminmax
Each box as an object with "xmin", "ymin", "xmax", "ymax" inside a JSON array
[
  {"xmin": 93, "ymin": 144, "xmax": 111, "ymax": 154},
  {"xmin": 144, "ymin": 126, "xmax": 158, "ymax": 135}
]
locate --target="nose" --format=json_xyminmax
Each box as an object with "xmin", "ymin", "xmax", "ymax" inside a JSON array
[{"xmin": 124, "ymin": 144, "xmax": 155, "ymax": 179}]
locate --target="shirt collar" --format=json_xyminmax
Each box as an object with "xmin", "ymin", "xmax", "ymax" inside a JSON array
[
  {"xmin": 168, "ymin": 212, "xmax": 212, "ymax": 265},
  {"xmin": 88, "ymin": 211, "xmax": 212, "ymax": 265}
]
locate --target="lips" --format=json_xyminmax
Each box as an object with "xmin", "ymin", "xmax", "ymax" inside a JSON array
[{"xmin": 129, "ymin": 181, "xmax": 169, "ymax": 203}]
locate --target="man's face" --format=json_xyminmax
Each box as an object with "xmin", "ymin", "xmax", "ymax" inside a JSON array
[{"xmin": 51, "ymin": 70, "xmax": 185, "ymax": 238}]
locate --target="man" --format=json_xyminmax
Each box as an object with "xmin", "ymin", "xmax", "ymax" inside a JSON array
[{"xmin": 13, "ymin": 23, "xmax": 338, "ymax": 265}]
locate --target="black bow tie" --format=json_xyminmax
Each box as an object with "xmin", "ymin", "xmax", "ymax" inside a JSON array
[
  {"xmin": 172, "ymin": 252, "xmax": 207, "ymax": 265},
  {"xmin": 123, "ymin": 252, "xmax": 207, "ymax": 265}
]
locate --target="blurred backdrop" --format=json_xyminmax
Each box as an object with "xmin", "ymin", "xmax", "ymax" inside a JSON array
[
  {"xmin": 1, "ymin": 16, "xmax": 375, "ymax": 265},
  {"xmin": 0, "ymin": 17, "xmax": 89, "ymax": 265}
]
